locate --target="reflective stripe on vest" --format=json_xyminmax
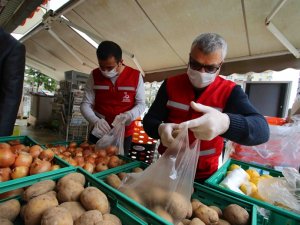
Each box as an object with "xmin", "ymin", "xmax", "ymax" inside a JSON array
[
  {"xmin": 167, "ymin": 100, "xmax": 189, "ymax": 111},
  {"xmin": 198, "ymin": 148, "xmax": 216, "ymax": 157},
  {"xmin": 94, "ymin": 85, "xmax": 109, "ymax": 90},
  {"xmin": 118, "ymin": 86, "xmax": 135, "ymax": 91}
]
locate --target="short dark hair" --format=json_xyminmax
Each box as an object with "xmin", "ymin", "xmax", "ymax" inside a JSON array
[{"xmin": 96, "ymin": 41, "xmax": 122, "ymax": 62}]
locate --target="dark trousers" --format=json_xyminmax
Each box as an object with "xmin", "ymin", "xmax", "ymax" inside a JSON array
[{"xmin": 88, "ymin": 133, "xmax": 132, "ymax": 156}]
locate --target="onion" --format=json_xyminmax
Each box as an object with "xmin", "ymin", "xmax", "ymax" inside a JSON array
[
  {"xmin": 11, "ymin": 144, "xmax": 26, "ymax": 154},
  {"xmin": 29, "ymin": 145, "xmax": 42, "ymax": 158},
  {"xmin": 83, "ymin": 149, "xmax": 93, "ymax": 157},
  {"xmin": 75, "ymin": 152, "xmax": 83, "ymax": 157},
  {"xmin": 75, "ymin": 147, "xmax": 83, "ymax": 153},
  {"xmin": 96, "ymin": 149, "xmax": 107, "ymax": 158},
  {"xmin": 74, "ymin": 156, "xmax": 84, "ymax": 166},
  {"xmin": 83, "ymin": 163, "xmax": 94, "ymax": 173},
  {"xmin": 0, "ymin": 143, "xmax": 11, "ymax": 149},
  {"xmin": 8, "ymin": 140, "xmax": 21, "ymax": 146},
  {"xmin": 106, "ymin": 145, "xmax": 118, "ymax": 156},
  {"xmin": 57, "ymin": 146, "xmax": 66, "ymax": 153},
  {"xmin": 67, "ymin": 147, "xmax": 76, "ymax": 154},
  {"xmin": 63, "ymin": 152, "xmax": 71, "ymax": 157},
  {"xmin": 90, "ymin": 153, "xmax": 97, "ymax": 159},
  {"xmin": 66, "ymin": 158, "xmax": 77, "ymax": 166},
  {"xmin": 69, "ymin": 142, "xmax": 77, "ymax": 148},
  {"xmin": 0, "ymin": 148, "xmax": 15, "ymax": 167},
  {"xmin": 50, "ymin": 164, "xmax": 60, "ymax": 171},
  {"xmin": 80, "ymin": 142, "xmax": 89, "ymax": 149},
  {"xmin": 108, "ymin": 156, "xmax": 120, "ymax": 168},
  {"xmin": 39, "ymin": 149, "xmax": 54, "ymax": 161},
  {"xmin": 0, "ymin": 188, "xmax": 23, "ymax": 200},
  {"xmin": 95, "ymin": 163, "xmax": 108, "ymax": 172},
  {"xmin": 11, "ymin": 166, "xmax": 29, "ymax": 179},
  {"xmin": 14, "ymin": 152, "xmax": 33, "ymax": 167},
  {"xmin": 85, "ymin": 156, "xmax": 95, "ymax": 164},
  {"xmin": 0, "ymin": 168, "xmax": 11, "ymax": 182},
  {"xmin": 30, "ymin": 159, "xmax": 51, "ymax": 175}
]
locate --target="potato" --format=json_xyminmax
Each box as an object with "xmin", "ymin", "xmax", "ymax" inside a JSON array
[
  {"xmin": 0, "ymin": 199, "xmax": 21, "ymax": 221},
  {"xmin": 96, "ymin": 221, "xmax": 120, "ymax": 225},
  {"xmin": 182, "ymin": 219, "xmax": 191, "ymax": 225},
  {"xmin": 190, "ymin": 218, "xmax": 205, "ymax": 225},
  {"xmin": 106, "ymin": 174, "xmax": 122, "ymax": 189},
  {"xmin": 60, "ymin": 201, "xmax": 86, "ymax": 221},
  {"xmin": 217, "ymin": 219, "xmax": 231, "ymax": 225},
  {"xmin": 57, "ymin": 180, "xmax": 84, "ymax": 203},
  {"xmin": 75, "ymin": 210, "xmax": 103, "ymax": 225},
  {"xmin": 166, "ymin": 192, "xmax": 189, "ymax": 220},
  {"xmin": 223, "ymin": 204, "xmax": 249, "ymax": 225},
  {"xmin": 209, "ymin": 206, "xmax": 223, "ymax": 217},
  {"xmin": 119, "ymin": 187, "xmax": 143, "ymax": 205},
  {"xmin": 80, "ymin": 187, "xmax": 110, "ymax": 214},
  {"xmin": 22, "ymin": 180, "xmax": 56, "ymax": 201},
  {"xmin": 57, "ymin": 173, "xmax": 85, "ymax": 190},
  {"xmin": 132, "ymin": 167, "xmax": 143, "ymax": 173},
  {"xmin": 152, "ymin": 206, "xmax": 173, "ymax": 224},
  {"xmin": 102, "ymin": 214, "xmax": 122, "ymax": 225},
  {"xmin": 24, "ymin": 191, "xmax": 59, "ymax": 225},
  {"xmin": 194, "ymin": 204, "xmax": 219, "ymax": 225},
  {"xmin": 191, "ymin": 199, "xmax": 203, "ymax": 213},
  {"xmin": 141, "ymin": 186, "xmax": 167, "ymax": 206},
  {"xmin": 20, "ymin": 204, "xmax": 27, "ymax": 220},
  {"xmin": 117, "ymin": 172, "xmax": 127, "ymax": 180},
  {"xmin": 0, "ymin": 218, "xmax": 13, "ymax": 225},
  {"xmin": 187, "ymin": 202, "xmax": 193, "ymax": 218},
  {"xmin": 41, "ymin": 207, "xmax": 73, "ymax": 225}
]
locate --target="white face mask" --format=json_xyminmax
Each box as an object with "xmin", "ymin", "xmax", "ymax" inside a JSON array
[
  {"xmin": 187, "ymin": 66, "xmax": 217, "ymax": 88},
  {"xmin": 99, "ymin": 67, "xmax": 118, "ymax": 78}
]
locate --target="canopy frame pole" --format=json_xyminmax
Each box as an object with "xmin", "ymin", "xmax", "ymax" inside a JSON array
[{"xmin": 265, "ymin": 0, "xmax": 300, "ymax": 58}]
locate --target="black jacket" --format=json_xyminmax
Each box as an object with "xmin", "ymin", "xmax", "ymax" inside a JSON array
[{"xmin": 0, "ymin": 28, "xmax": 26, "ymax": 136}]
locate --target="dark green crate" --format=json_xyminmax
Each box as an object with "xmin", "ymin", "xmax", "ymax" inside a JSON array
[
  {"xmin": 0, "ymin": 135, "xmax": 40, "ymax": 146},
  {"xmin": 205, "ymin": 158, "xmax": 300, "ymax": 225},
  {"xmin": 0, "ymin": 167, "xmax": 147, "ymax": 225}
]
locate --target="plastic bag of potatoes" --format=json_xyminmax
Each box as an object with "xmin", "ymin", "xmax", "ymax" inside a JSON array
[{"xmin": 118, "ymin": 124, "xmax": 200, "ymax": 224}]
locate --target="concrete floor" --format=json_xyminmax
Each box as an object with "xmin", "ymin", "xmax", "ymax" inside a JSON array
[{"xmin": 15, "ymin": 119, "xmax": 65, "ymax": 145}]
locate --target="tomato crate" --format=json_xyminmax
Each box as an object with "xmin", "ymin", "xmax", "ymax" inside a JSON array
[
  {"xmin": 0, "ymin": 167, "xmax": 153, "ymax": 225},
  {"xmin": 205, "ymin": 158, "xmax": 300, "ymax": 225},
  {"xmin": 0, "ymin": 155, "xmax": 73, "ymax": 194},
  {"xmin": 42, "ymin": 140, "xmax": 137, "ymax": 175}
]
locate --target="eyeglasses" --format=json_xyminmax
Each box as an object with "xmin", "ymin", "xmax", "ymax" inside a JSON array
[{"xmin": 189, "ymin": 56, "xmax": 222, "ymax": 74}]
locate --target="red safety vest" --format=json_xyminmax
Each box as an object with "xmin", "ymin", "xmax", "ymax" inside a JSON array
[
  {"xmin": 159, "ymin": 74, "xmax": 236, "ymax": 179},
  {"xmin": 92, "ymin": 66, "xmax": 140, "ymax": 137}
]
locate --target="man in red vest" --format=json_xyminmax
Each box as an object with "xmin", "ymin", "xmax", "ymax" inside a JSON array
[
  {"xmin": 81, "ymin": 41, "xmax": 145, "ymax": 155},
  {"xmin": 143, "ymin": 33, "xmax": 269, "ymax": 182}
]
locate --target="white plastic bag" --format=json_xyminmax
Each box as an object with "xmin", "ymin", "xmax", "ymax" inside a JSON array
[
  {"xmin": 119, "ymin": 124, "xmax": 200, "ymax": 224},
  {"xmin": 95, "ymin": 119, "xmax": 125, "ymax": 155}
]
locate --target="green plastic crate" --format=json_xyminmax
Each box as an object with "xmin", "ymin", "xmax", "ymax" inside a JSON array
[
  {"xmin": 95, "ymin": 162, "xmax": 257, "ymax": 225},
  {"xmin": 193, "ymin": 183, "xmax": 257, "ymax": 225},
  {"xmin": 0, "ymin": 167, "xmax": 146, "ymax": 225},
  {"xmin": 43, "ymin": 140, "xmax": 137, "ymax": 174},
  {"xmin": 205, "ymin": 158, "xmax": 300, "ymax": 225},
  {"xmin": 0, "ymin": 135, "xmax": 40, "ymax": 146}
]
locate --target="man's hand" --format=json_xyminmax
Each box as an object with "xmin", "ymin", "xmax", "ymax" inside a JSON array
[
  {"xmin": 158, "ymin": 123, "xmax": 180, "ymax": 148},
  {"xmin": 112, "ymin": 112, "xmax": 131, "ymax": 126},
  {"xmin": 180, "ymin": 101, "xmax": 230, "ymax": 140},
  {"xmin": 92, "ymin": 118, "xmax": 111, "ymax": 138}
]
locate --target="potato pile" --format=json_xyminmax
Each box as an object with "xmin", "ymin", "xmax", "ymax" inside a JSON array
[
  {"xmin": 105, "ymin": 168, "xmax": 250, "ymax": 225},
  {"xmin": 0, "ymin": 141, "xmax": 60, "ymax": 182},
  {"xmin": 0, "ymin": 172, "xmax": 123, "ymax": 225},
  {"xmin": 49, "ymin": 142, "xmax": 126, "ymax": 174}
]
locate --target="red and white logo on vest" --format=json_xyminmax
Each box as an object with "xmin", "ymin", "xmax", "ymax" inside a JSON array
[{"xmin": 122, "ymin": 92, "xmax": 130, "ymax": 102}]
